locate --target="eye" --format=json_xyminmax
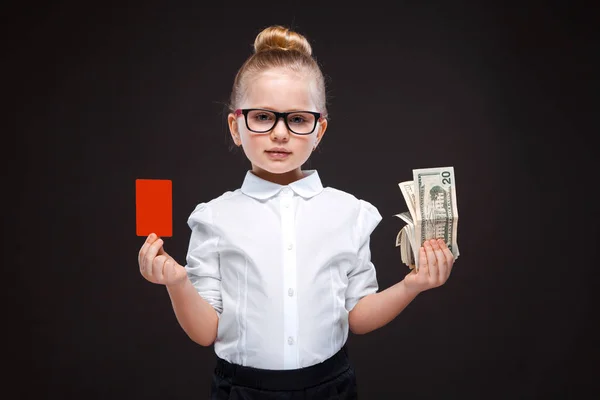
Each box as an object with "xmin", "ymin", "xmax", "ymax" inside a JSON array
[
  {"xmin": 254, "ymin": 112, "xmax": 274, "ymax": 121},
  {"xmin": 289, "ymin": 116, "xmax": 305, "ymax": 124},
  {"xmin": 288, "ymin": 113, "xmax": 312, "ymax": 124}
]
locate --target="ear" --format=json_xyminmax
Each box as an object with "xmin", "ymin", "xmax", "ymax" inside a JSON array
[
  {"xmin": 313, "ymin": 117, "xmax": 328, "ymax": 149},
  {"xmin": 228, "ymin": 113, "xmax": 242, "ymax": 146}
]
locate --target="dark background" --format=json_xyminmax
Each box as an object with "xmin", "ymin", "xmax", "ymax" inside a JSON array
[{"xmin": 8, "ymin": 1, "xmax": 597, "ymax": 399}]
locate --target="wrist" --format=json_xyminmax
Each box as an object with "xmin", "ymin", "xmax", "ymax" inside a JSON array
[
  {"xmin": 400, "ymin": 277, "xmax": 423, "ymax": 298},
  {"xmin": 166, "ymin": 275, "xmax": 189, "ymax": 291}
]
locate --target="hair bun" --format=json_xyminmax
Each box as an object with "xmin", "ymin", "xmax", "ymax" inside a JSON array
[{"xmin": 253, "ymin": 25, "xmax": 312, "ymax": 56}]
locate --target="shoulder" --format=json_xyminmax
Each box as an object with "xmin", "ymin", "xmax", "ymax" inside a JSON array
[
  {"xmin": 322, "ymin": 186, "xmax": 382, "ymax": 240},
  {"xmin": 188, "ymin": 189, "xmax": 244, "ymax": 225},
  {"xmin": 321, "ymin": 186, "xmax": 362, "ymax": 205},
  {"xmin": 322, "ymin": 187, "xmax": 379, "ymax": 214},
  {"xmin": 196, "ymin": 189, "xmax": 243, "ymax": 209}
]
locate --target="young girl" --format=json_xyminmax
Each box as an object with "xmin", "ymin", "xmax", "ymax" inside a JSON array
[{"xmin": 138, "ymin": 25, "xmax": 455, "ymax": 399}]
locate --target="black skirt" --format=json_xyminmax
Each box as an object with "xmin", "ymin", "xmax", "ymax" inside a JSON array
[{"xmin": 210, "ymin": 345, "xmax": 358, "ymax": 399}]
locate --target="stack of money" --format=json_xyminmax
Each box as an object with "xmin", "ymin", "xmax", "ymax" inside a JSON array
[{"xmin": 395, "ymin": 166, "xmax": 460, "ymax": 270}]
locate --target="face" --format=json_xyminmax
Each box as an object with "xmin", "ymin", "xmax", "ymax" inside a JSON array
[{"xmin": 228, "ymin": 68, "xmax": 327, "ymax": 185}]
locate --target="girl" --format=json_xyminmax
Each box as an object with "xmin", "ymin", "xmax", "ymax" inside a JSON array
[{"xmin": 138, "ymin": 25, "xmax": 455, "ymax": 399}]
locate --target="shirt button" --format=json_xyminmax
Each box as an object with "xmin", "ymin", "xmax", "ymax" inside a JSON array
[
  {"xmin": 287, "ymin": 244, "xmax": 293, "ymax": 250},
  {"xmin": 288, "ymin": 336, "xmax": 294, "ymax": 345},
  {"xmin": 282, "ymin": 188, "xmax": 291, "ymax": 195},
  {"xmin": 288, "ymin": 288, "xmax": 294, "ymax": 297},
  {"xmin": 284, "ymin": 203, "xmax": 290, "ymax": 208}
]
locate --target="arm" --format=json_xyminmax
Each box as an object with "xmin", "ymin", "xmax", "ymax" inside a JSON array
[
  {"xmin": 349, "ymin": 238, "xmax": 455, "ymax": 335},
  {"xmin": 173, "ymin": 202, "xmax": 223, "ymax": 347},
  {"xmin": 166, "ymin": 278, "xmax": 219, "ymax": 347},
  {"xmin": 138, "ymin": 232, "xmax": 220, "ymax": 348},
  {"xmin": 349, "ymin": 279, "xmax": 419, "ymax": 335},
  {"xmin": 348, "ymin": 280, "xmax": 418, "ymax": 335}
]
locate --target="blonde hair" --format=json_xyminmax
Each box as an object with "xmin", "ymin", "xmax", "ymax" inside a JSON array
[{"xmin": 229, "ymin": 25, "xmax": 327, "ymax": 116}]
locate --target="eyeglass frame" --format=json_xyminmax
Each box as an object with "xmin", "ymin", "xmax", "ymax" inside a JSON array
[{"xmin": 234, "ymin": 108, "xmax": 325, "ymax": 135}]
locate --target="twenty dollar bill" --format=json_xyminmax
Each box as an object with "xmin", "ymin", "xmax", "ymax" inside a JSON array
[{"xmin": 395, "ymin": 166, "xmax": 459, "ymax": 270}]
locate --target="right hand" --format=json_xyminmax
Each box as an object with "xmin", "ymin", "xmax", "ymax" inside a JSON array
[{"xmin": 138, "ymin": 233, "xmax": 187, "ymax": 287}]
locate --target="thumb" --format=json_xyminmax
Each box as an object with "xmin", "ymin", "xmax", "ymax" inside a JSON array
[
  {"xmin": 155, "ymin": 240, "xmax": 169, "ymax": 257},
  {"xmin": 157, "ymin": 246, "xmax": 170, "ymax": 258}
]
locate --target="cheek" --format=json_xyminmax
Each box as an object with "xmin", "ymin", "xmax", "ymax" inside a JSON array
[
  {"xmin": 240, "ymin": 133, "xmax": 261, "ymax": 150},
  {"xmin": 301, "ymin": 135, "xmax": 317, "ymax": 149}
]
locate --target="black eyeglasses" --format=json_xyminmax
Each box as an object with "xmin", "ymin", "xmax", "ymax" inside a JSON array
[{"xmin": 234, "ymin": 108, "xmax": 324, "ymax": 135}]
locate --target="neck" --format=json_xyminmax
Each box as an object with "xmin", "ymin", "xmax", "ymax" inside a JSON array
[{"xmin": 251, "ymin": 167, "xmax": 304, "ymax": 185}]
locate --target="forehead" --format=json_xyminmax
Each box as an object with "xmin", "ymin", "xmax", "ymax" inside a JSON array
[{"xmin": 242, "ymin": 68, "xmax": 318, "ymax": 110}]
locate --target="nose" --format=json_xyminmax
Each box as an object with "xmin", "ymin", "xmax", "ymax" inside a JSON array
[{"xmin": 270, "ymin": 117, "xmax": 290, "ymax": 141}]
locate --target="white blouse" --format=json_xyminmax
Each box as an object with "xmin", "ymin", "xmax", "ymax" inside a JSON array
[{"xmin": 184, "ymin": 170, "xmax": 382, "ymax": 370}]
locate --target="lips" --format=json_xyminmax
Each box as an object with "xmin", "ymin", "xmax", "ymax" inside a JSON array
[
  {"xmin": 265, "ymin": 148, "xmax": 291, "ymax": 159},
  {"xmin": 266, "ymin": 148, "xmax": 291, "ymax": 153}
]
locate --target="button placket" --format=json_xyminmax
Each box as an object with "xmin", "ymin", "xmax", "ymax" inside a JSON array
[{"xmin": 280, "ymin": 187, "xmax": 298, "ymax": 368}]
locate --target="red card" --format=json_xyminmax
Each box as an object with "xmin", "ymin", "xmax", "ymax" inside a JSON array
[{"xmin": 135, "ymin": 179, "xmax": 172, "ymax": 237}]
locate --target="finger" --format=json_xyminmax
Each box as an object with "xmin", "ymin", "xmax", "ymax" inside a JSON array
[
  {"xmin": 163, "ymin": 258, "xmax": 179, "ymax": 284},
  {"xmin": 439, "ymin": 239, "xmax": 455, "ymax": 270},
  {"xmin": 162, "ymin": 258, "xmax": 173, "ymax": 283},
  {"xmin": 424, "ymin": 240, "xmax": 437, "ymax": 278},
  {"xmin": 139, "ymin": 233, "xmax": 158, "ymax": 270},
  {"xmin": 157, "ymin": 243, "xmax": 173, "ymax": 269},
  {"xmin": 144, "ymin": 238, "xmax": 164, "ymax": 279},
  {"xmin": 158, "ymin": 246, "xmax": 169, "ymax": 258},
  {"xmin": 153, "ymin": 254, "xmax": 168, "ymax": 283},
  {"xmin": 418, "ymin": 246, "xmax": 428, "ymax": 276},
  {"xmin": 431, "ymin": 239, "xmax": 447, "ymax": 281}
]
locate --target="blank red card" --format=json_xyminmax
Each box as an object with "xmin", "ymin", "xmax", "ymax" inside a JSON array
[{"xmin": 136, "ymin": 179, "xmax": 172, "ymax": 237}]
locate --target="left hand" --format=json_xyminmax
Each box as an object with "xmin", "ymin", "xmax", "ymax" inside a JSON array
[{"xmin": 403, "ymin": 238, "xmax": 455, "ymax": 294}]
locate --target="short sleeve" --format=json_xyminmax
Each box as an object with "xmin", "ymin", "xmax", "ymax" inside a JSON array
[
  {"xmin": 345, "ymin": 199, "xmax": 382, "ymax": 311},
  {"xmin": 185, "ymin": 203, "xmax": 222, "ymax": 314}
]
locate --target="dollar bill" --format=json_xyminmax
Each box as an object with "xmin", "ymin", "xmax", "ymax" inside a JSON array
[
  {"xmin": 395, "ymin": 212, "xmax": 416, "ymax": 267},
  {"xmin": 395, "ymin": 166, "xmax": 459, "ymax": 270},
  {"xmin": 398, "ymin": 181, "xmax": 417, "ymax": 222}
]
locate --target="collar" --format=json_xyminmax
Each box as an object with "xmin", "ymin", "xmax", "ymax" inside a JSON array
[{"xmin": 241, "ymin": 170, "xmax": 324, "ymax": 200}]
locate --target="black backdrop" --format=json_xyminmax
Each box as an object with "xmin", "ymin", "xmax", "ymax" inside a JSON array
[{"xmin": 8, "ymin": 1, "xmax": 597, "ymax": 399}]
